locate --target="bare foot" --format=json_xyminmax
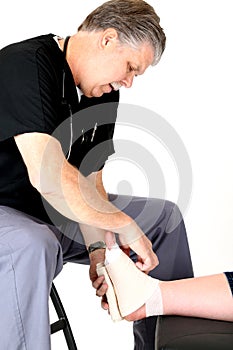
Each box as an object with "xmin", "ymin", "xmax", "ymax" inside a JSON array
[{"xmin": 124, "ymin": 304, "xmax": 146, "ymax": 321}]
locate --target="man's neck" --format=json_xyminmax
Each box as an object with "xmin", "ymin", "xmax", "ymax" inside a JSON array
[{"xmin": 57, "ymin": 38, "xmax": 65, "ymax": 51}]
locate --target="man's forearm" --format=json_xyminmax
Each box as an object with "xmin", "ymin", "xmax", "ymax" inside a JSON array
[
  {"xmin": 79, "ymin": 224, "xmax": 105, "ymax": 248},
  {"xmin": 40, "ymin": 154, "xmax": 134, "ymax": 235},
  {"xmin": 80, "ymin": 170, "xmax": 110, "ymax": 248},
  {"xmin": 87, "ymin": 170, "xmax": 108, "ymax": 201}
]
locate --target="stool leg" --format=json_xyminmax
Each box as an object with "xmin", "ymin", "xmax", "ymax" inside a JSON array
[{"xmin": 50, "ymin": 283, "xmax": 78, "ymax": 350}]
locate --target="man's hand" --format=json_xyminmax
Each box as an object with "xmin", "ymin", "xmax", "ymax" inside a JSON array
[
  {"xmin": 93, "ymin": 275, "xmax": 109, "ymax": 311},
  {"xmin": 89, "ymin": 248, "xmax": 109, "ymax": 310},
  {"xmin": 122, "ymin": 234, "xmax": 159, "ymax": 274},
  {"xmin": 105, "ymin": 231, "xmax": 159, "ymax": 274},
  {"xmin": 89, "ymin": 248, "xmax": 105, "ymax": 282}
]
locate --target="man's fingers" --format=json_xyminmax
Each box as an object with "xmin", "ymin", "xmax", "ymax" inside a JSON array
[
  {"xmin": 135, "ymin": 254, "xmax": 159, "ymax": 273},
  {"xmin": 92, "ymin": 275, "xmax": 104, "ymax": 289},
  {"xmin": 120, "ymin": 245, "xmax": 130, "ymax": 257},
  {"xmin": 101, "ymin": 295, "xmax": 109, "ymax": 310},
  {"xmin": 105, "ymin": 231, "xmax": 116, "ymax": 249},
  {"xmin": 92, "ymin": 275, "xmax": 108, "ymax": 297},
  {"xmin": 96, "ymin": 282, "xmax": 108, "ymax": 297}
]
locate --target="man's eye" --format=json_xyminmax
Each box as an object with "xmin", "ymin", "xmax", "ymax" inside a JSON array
[
  {"xmin": 127, "ymin": 64, "xmax": 138, "ymax": 76},
  {"xmin": 127, "ymin": 64, "xmax": 134, "ymax": 73}
]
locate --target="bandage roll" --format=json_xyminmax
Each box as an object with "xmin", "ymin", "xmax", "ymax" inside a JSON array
[{"xmin": 96, "ymin": 262, "xmax": 123, "ymax": 322}]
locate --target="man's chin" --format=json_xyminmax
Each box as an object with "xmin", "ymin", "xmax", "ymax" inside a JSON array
[
  {"xmin": 91, "ymin": 92, "xmax": 104, "ymax": 98},
  {"xmin": 80, "ymin": 89, "xmax": 95, "ymax": 98},
  {"xmin": 82, "ymin": 87, "xmax": 110, "ymax": 98},
  {"xmin": 91, "ymin": 89, "xmax": 105, "ymax": 98}
]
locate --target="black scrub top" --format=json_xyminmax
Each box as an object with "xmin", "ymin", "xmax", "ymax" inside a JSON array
[{"xmin": 0, "ymin": 34, "xmax": 119, "ymax": 224}]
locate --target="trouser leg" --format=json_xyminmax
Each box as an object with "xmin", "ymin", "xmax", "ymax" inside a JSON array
[
  {"xmin": 0, "ymin": 206, "xmax": 63, "ymax": 350},
  {"xmin": 108, "ymin": 194, "xmax": 194, "ymax": 350},
  {"xmin": 56, "ymin": 194, "xmax": 193, "ymax": 350}
]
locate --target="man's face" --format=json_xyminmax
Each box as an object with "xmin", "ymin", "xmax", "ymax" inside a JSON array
[{"xmin": 77, "ymin": 38, "xmax": 154, "ymax": 98}]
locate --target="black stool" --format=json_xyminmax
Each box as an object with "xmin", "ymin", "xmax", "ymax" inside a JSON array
[
  {"xmin": 50, "ymin": 283, "xmax": 78, "ymax": 350},
  {"xmin": 155, "ymin": 315, "xmax": 233, "ymax": 350}
]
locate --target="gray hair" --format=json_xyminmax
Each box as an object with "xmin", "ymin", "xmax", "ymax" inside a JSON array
[{"xmin": 78, "ymin": 0, "xmax": 166, "ymax": 65}]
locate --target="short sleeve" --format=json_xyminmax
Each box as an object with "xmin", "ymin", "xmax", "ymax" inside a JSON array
[{"xmin": 0, "ymin": 41, "xmax": 62, "ymax": 141}]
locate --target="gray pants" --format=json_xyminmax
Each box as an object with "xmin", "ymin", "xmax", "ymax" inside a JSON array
[{"xmin": 0, "ymin": 195, "xmax": 193, "ymax": 349}]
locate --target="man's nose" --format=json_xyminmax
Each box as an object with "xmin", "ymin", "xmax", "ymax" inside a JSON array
[{"xmin": 122, "ymin": 74, "xmax": 135, "ymax": 88}]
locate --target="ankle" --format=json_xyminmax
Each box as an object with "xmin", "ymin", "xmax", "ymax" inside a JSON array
[
  {"xmin": 145, "ymin": 280, "xmax": 163, "ymax": 317},
  {"xmin": 124, "ymin": 304, "xmax": 146, "ymax": 322}
]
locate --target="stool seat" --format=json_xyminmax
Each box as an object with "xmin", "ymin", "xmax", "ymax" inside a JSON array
[{"xmin": 155, "ymin": 316, "xmax": 233, "ymax": 350}]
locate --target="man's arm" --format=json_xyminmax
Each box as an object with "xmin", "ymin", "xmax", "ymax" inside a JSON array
[
  {"xmin": 79, "ymin": 170, "xmax": 108, "ymax": 248},
  {"xmin": 80, "ymin": 170, "xmax": 115, "ymax": 284},
  {"xmin": 87, "ymin": 170, "xmax": 108, "ymax": 201},
  {"xmin": 14, "ymin": 132, "xmax": 158, "ymax": 272}
]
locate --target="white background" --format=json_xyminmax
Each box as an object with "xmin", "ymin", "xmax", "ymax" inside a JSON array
[{"xmin": 1, "ymin": 1, "xmax": 233, "ymax": 349}]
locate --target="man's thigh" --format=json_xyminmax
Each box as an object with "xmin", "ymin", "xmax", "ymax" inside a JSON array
[
  {"xmin": 60, "ymin": 193, "xmax": 193, "ymax": 280},
  {"xmin": 108, "ymin": 194, "xmax": 194, "ymax": 280},
  {"xmin": 60, "ymin": 194, "xmax": 167, "ymax": 265}
]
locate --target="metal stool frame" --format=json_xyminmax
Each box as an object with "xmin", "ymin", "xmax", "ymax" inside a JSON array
[{"xmin": 50, "ymin": 283, "xmax": 78, "ymax": 350}]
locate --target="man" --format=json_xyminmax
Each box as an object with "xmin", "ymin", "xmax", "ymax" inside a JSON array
[{"xmin": 0, "ymin": 0, "xmax": 193, "ymax": 349}]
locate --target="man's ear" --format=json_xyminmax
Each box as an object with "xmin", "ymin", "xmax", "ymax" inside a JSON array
[{"xmin": 99, "ymin": 28, "xmax": 119, "ymax": 49}]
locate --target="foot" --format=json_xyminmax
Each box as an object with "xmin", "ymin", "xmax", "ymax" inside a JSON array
[
  {"xmin": 105, "ymin": 247, "xmax": 158, "ymax": 317},
  {"xmin": 124, "ymin": 304, "xmax": 146, "ymax": 321},
  {"xmin": 96, "ymin": 245, "xmax": 162, "ymax": 321}
]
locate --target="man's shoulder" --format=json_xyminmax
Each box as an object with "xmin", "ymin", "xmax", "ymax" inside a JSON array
[
  {"xmin": 0, "ymin": 34, "xmax": 59, "ymax": 62},
  {"xmin": 0, "ymin": 33, "xmax": 63, "ymax": 77},
  {"xmin": 1, "ymin": 33, "xmax": 54, "ymax": 50}
]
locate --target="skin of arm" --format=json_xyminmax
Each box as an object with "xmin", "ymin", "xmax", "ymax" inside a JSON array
[
  {"xmin": 79, "ymin": 170, "xmax": 109, "ymax": 248},
  {"xmin": 79, "ymin": 170, "xmax": 111, "ymax": 284},
  {"xmin": 159, "ymin": 272, "xmax": 233, "ymax": 322},
  {"xmin": 80, "ymin": 171, "xmax": 132, "ymax": 303},
  {"xmin": 14, "ymin": 132, "xmax": 158, "ymax": 273}
]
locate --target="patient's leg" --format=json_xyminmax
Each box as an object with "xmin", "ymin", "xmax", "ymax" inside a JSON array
[
  {"xmin": 126, "ymin": 272, "xmax": 233, "ymax": 322},
  {"xmin": 159, "ymin": 272, "xmax": 233, "ymax": 322},
  {"xmin": 98, "ymin": 243, "xmax": 233, "ymax": 323},
  {"xmin": 98, "ymin": 233, "xmax": 232, "ymax": 323}
]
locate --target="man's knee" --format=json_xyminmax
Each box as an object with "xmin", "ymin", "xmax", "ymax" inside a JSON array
[
  {"xmin": 0, "ymin": 207, "xmax": 63, "ymax": 277},
  {"xmin": 10, "ymin": 222, "xmax": 60, "ymax": 266},
  {"xmin": 163, "ymin": 200, "xmax": 184, "ymax": 234},
  {"xmin": 18, "ymin": 224, "xmax": 63, "ymax": 278},
  {"xmin": 21, "ymin": 224, "xmax": 59, "ymax": 253},
  {"xmin": 144, "ymin": 197, "xmax": 184, "ymax": 233}
]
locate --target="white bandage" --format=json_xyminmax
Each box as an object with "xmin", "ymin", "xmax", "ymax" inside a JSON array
[
  {"xmin": 105, "ymin": 243, "xmax": 122, "ymax": 265},
  {"xmin": 105, "ymin": 248, "xmax": 156, "ymax": 317},
  {"xmin": 96, "ymin": 262, "xmax": 123, "ymax": 322},
  {"xmin": 97, "ymin": 244, "xmax": 163, "ymax": 321},
  {"xmin": 96, "ymin": 244, "xmax": 123, "ymax": 322},
  {"xmin": 145, "ymin": 282, "xmax": 163, "ymax": 317}
]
